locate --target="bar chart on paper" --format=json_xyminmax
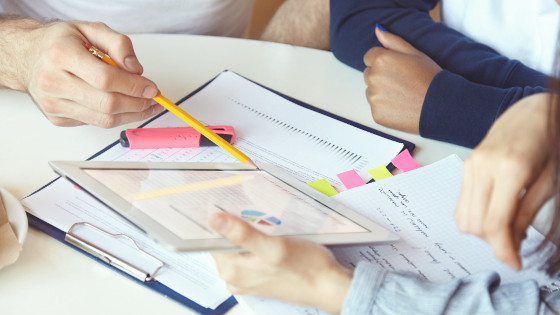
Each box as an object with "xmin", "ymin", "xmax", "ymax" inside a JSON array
[{"xmin": 97, "ymin": 71, "xmax": 405, "ymax": 191}]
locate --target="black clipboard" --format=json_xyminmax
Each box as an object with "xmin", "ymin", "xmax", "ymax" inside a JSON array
[{"xmin": 25, "ymin": 70, "xmax": 415, "ymax": 314}]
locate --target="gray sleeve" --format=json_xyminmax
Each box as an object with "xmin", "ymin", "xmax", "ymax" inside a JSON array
[{"xmin": 341, "ymin": 261, "xmax": 560, "ymax": 314}]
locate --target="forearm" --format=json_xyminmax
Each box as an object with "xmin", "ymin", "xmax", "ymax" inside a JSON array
[
  {"xmin": 0, "ymin": 15, "xmax": 44, "ymax": 90},
  {"xmin": 330, "ymin": 0, "xmax": 547, "ymax": 89},
  {"xmin": 342, "ymin": 262, "xmax": 554, "ymax": 314},
  {"xmin": 261, "ymin": 0, "xmax": 330, "ymax": 50}
]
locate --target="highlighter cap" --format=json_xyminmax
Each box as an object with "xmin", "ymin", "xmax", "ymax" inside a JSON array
[{"xmin": 120, "ymin": 130, "xmax": 130, "ymax": 147}]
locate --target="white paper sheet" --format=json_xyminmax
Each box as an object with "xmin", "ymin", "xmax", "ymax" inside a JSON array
[{"xmin": 22, "ymin": 71, "xmax": 405, "ymax": 310}]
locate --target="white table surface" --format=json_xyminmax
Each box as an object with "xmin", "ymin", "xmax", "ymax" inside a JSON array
[{"xmin": 0, "ymin": 34, "xmax": 471, "ymax": 315}]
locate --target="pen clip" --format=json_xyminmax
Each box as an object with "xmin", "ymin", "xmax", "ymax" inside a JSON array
[{"xmin": 65, "ymin": 222, "xmax": 164, "ymax": 282}]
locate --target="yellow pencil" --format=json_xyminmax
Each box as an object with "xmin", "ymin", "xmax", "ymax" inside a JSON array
[{"xmin": 85, "ymin": 43, "xmax": 258, "ymax": 169}]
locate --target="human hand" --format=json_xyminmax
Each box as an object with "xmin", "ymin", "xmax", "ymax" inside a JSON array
[
  {"xmin": 14, "ymin": 20, "xmax": 162, "ymax": 127},
  {"xmin": 209, "ymin": 212, "xmax": 352, "ymax": 314},
  {"xmin": 363, "ymin": 26, "xmax": 442, "ymax": 133},
  {"xmin": 454, "ymin": 93, "xmax": 555, "ymax": 270}
]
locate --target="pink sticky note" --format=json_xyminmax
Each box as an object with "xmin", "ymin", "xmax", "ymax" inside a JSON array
[
  {"xmin": 336, "ymin": 170, "xmax": 366, "ymax": 189},
  {"xmin": 391, "ymin": 149, "xmax": 422, "ymax": 172}
]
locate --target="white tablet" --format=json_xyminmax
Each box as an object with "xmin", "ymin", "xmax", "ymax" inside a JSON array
[{"xmin": 49, "ymin": 161, "xmax": 398, "ymax": 251}]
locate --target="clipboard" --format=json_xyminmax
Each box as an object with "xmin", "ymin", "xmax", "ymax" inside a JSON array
[
  {"xmin": 26, "ymin": 213, "xmax": 237, "ymax": 314},
  {"xmin": 25, "ymin": 70, "xmax": 415, "ymax": 314}
]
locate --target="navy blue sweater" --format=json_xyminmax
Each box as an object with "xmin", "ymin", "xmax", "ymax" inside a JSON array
[{"xmin": 330, "ymin": 0, "xmax": 549, "ymax": 148}]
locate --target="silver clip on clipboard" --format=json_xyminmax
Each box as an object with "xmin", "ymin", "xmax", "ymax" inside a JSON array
[{"xmin": 65, "ymin": 222, "xmax": 165, "ymax": 282}]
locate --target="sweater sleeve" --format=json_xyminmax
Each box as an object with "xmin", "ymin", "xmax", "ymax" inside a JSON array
[
  {"xmin": 329, "ymin": 0, "xmax": 549, "ymax": 147},
  {"xmin": 329, "ymin": 0, "xmax": 548, "ymax": 88},
  {"xmin": 420, "ymin": 70, "xmax": 546, "ymax": 148},
  {"xmin": 341, "ymin": 261, "xmax": 560, "ymax": 314}
]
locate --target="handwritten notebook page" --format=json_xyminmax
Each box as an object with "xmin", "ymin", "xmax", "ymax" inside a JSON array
[
  {"xmin": 239, "ymin": 155, "xmax": 557, "ymax": 314},
  {"xmin": 22, "ymin": 71, "xmax": 405, "ymax": 310},
  {"xmin": 332, "ymin": 155, "xmax": 556, "ymax": 286}
]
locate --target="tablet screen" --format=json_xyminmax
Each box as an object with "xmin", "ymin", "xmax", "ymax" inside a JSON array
[{"xmin": 84, "ymin": 168, "xmax": 368, "ymax": 240}]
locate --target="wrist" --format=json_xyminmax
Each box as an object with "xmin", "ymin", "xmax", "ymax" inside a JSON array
[
  {"xmin": 0, "ymin": 16, "xmax": 44, "ymax": 90},
  {"xmin": 313, "ymin": 264, "xmax": 353, "ymax": 314}
]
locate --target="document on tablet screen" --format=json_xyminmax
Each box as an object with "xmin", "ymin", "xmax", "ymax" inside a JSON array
[{"xmin": 84, "ymin": 168, "xmax": 367, "ymax": 240}]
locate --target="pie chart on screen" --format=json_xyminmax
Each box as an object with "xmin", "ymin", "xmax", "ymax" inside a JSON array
[{"xmin": 241, "ymin": 210, "xmax": 281, "ymax": 226}]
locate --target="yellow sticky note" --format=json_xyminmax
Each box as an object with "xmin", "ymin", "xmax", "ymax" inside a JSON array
[
  {"xmin": 368, "ymin": 165, "xmax": 393, "ymax": 181},
  {"xmin": 308, "ymin": 179, "xmax": 339, "ymax": 196}
]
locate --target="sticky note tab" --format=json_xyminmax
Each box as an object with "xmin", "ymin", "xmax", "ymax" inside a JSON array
[
  {"xmin": 391, "ymin": 149, "xmax": 422, "ymax": 172},
  {"xmin": 336, "ymin": 170, "xmax": 366, "ymax": 189},
  {"xmin": 308, "ymin": 179, "xmax": 339, "ymax": 196},
  {"xmin": 368, "ymin": 165, "xmax": 393, "ymax": 181}
]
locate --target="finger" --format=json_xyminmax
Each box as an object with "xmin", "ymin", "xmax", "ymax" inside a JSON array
[
  {"xmin": 45, "ymin": 116, "xmax": 85, "ymax": 127},
  {"xmin": 73, "ymin": 47, "xmax": 158, "ymax": 99},
  {"xmin": 513, "ymin": 163, "xmax": 555, "ymax": 247},
  {"xmin": 363, "ymin": 65, "xmax": 377, "ymax": 87},
  {"xmin": 212, "ymin": 253, "xmax": 266, "ymax": 293},
  {"xmin": 363, "ymin": 46, "xmax": 385, "ymax": 67},
  {"xmin": 375, "ymin": 25, "xmax": 421, "ymax": 55},
  {"xmin": 484, "ymin": 167, "xmax": 530, "ymax": 270},
  {"xmin": 42, "ymin": 97, "xmax": 163, "ymax": 128},
  {"xmin": 42, "ymin": 68, "xmax": 158, "ymax": 115},
  {"xmin": 212, "ymin": 251, "xmax": 251, "ymax": 284},
  {"xmin": 362, "ymin": 64, "xmax": 388, "ymax": 88},
  {"xmin": 85, "ymin": 91, "xmax": 158, "ymax": 115},
  {"xmin": 58, "ymin": 29, "xmax": 158, "ymax": 99},
  {"xmin": 74, "ymin": 21, "xmax": 143, "ymax": 74},
  {"xmin": 209, "ymin": 212, "xmax": 273, "ymax": 256},
  {"xmin": 454, "ymin": 155, "xmax": 492, "ymax": 237},
  {"xmin": 363, "ymin": 66, "xmax": 371, "ymax": 85}
]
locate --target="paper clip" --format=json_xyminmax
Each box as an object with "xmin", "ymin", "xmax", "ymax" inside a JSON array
[{"xmin": 65, "ymin": 222, "xmax": 164, "ymax": 282}]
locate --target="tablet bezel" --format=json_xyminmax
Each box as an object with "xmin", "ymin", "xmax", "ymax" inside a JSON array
[{"xmin": 49, "ymin": 160, "xmax": 398, "ymax": 251}]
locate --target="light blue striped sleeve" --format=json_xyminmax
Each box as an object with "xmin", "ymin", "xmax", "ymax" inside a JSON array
[{"xmin": 341, "ymin": 261, "xmax": 560, "ymax": 314}]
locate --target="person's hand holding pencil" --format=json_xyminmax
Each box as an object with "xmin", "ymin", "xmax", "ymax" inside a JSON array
[
  {"xmin": 86, "ymin": 43, "xmax": 258, "ymax": 168},
  {"xmin": 0, "ymin": 20, "xmax": 162, "ymax": 127}
]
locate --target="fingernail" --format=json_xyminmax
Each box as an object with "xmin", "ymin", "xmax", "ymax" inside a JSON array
[
  {"xmin": 124, "ymin": 55, "xmax": 142, "ymax": 72},
  {"xmin": 376, "ymin": 24, "xmax": 388, "ymax": 32},
  {"xmin": 142, "ymin": 85, "xmax": 158, "ymax": 98},
  {"xmin": 210, "ymin": 213, "xmax": 230, "ymax": 233}
]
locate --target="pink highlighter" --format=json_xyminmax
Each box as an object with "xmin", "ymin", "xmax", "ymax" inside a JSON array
[{"xmin": 119, "ymin": 125, "xmax": 236, "ymax": 149}]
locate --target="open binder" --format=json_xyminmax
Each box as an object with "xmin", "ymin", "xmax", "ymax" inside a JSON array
[{"xmin": 24, "ymin": 70, "xmax": 415, "ymax": 314}]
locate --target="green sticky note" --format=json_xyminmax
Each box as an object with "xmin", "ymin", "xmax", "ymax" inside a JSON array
[
  {"xmin": 308, "ymin": 179, "xmax": 338, "ymax": 196},
  {"xmin": 368, "ymin": 165, "xmax": 393, "ymax": 181}
]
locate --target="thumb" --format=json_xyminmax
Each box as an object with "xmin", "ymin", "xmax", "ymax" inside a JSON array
[
  {"xmin": 75, "ymin": 21, "xmax": 144, "ymax": 74},
  {"xmin": 209, "ymin": 212, "xmax": 271, "ymax": 253},
  {"xmin": 375, "ymin": 24, "xmax": 421, "ymax": 55}
]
